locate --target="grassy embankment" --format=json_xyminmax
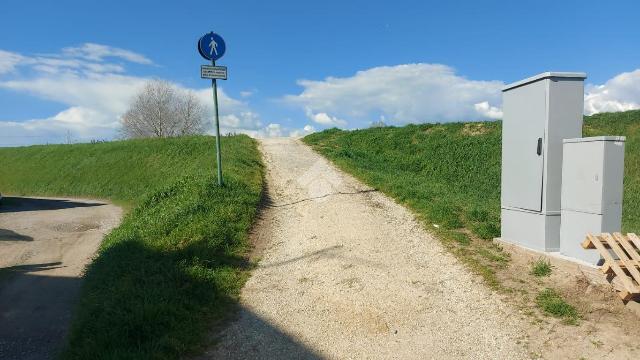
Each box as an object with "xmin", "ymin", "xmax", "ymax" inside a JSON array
[
  {"xmin": 0, "ymin": 135, "xmax": 263, "ymax": 359},
  {"xmin": 304, "ymin": 110, "xmax": 639, "ymax": 319}
]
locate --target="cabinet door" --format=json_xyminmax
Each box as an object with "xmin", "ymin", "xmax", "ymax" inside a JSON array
[{"xmin": 501, "ymin": 80, "xmax": 546, "ymax": 212}]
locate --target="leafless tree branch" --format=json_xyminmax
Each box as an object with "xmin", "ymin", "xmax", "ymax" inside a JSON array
[{"xmin": 121, "ymin": 80, "xmax": 206, "ymax": 139}]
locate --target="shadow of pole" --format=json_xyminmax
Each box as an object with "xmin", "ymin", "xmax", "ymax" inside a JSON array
[
  {"xmin": 0, "ymin": 197, "xmax": 105, "ymax": 214},
  {"xmin": 0, "ymin": 229, "xmax": 34, "ymax": 242}
]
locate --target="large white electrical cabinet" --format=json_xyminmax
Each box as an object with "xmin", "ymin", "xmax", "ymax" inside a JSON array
[{"xmin": 501, "ymin": 72, "xmax": 586, "ymax": 252}]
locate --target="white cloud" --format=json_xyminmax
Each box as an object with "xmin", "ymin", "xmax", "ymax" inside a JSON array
[
  {"xmin": 61, "ymin": 43, "xmax": 153, "ymax": 65},
  {"xmin": 194, "ymin": 88, "xmax": 266, "ymax": 135},
  {"xmin": 305, "ymin": 108, "xmax": 347, "ymax": 126},
  {"xmin": 286, "ymin": 64, "xmax": 640, "ymax": 128},
  {"xmin": 473, "ymin": 101, "xmax": 503, "ymax": 119},
  {"xmin": 0, "ymin": 50, "xmax": 25, "ymax": 74},
  {"xmin": 284, "ymin": 63, "xmax": 505, "ymax": 128},
  {"xmin": 0, "ymin": 44, "xmax": 270, "ymax": 145},
  {"xmin": 2, "ymin": 74, "xmax": 147, "ymax": 116},
  {"xmin": 289, "ymin": 124, "xmax": 317, "ymax": 137},
  {"xmin": 584, "ymin": 69, "xmax": 640, "ymax": 115},
  {"xmin": 0, "ymin": 107, "xmax": 118, "ymax": 146},
  {"xmin": 0, "ymin": 70, "xmax": 147, "ymax": 144},
  {"xmin": 264, "ymin": 123, "xmax": 283, "ymax": 137}
]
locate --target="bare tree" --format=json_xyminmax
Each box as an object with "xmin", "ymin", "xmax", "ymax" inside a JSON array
[
  {"xmin": 121, "ymin": 80, "xmax": 206, "ymax": 138},
  {"xmin": 175, "ymin": 90, "xmax": 206, "ymax": 135}
]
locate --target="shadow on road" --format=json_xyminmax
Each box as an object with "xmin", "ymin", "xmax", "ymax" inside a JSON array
[
  {"xmin": 0, "ymin": 197, "xmax": 105, "ymax": 213},
  {"xmin": 0, "ymin": 185, "xmax": 321, "ymax": 359},
  {"xmin": 0, "ymin": 229, "xmax": 34, "ymax": 242},
  {"xmin": 199, "ymin": 305, "xmax": 324, "ymax": 359},
  {"xmin": 1, "ymin": 262, "xmax": 64, "ymax": 272},
  {"xmin": 0, "ymin": 268, "xmax": 80, "ymax": 360}
]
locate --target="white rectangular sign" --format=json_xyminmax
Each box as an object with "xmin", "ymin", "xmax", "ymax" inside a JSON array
[{"xmin": 201, "ymin": 65, "xmax": 227, "ymax": 80}]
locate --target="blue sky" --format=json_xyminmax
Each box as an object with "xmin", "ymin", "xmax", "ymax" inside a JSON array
[{"xmin": 1, "ymin": 0, "xmax": 640, "ymax": 145}]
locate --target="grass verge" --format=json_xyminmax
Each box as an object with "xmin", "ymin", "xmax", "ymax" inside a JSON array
[{"xmin": 0, "ymin": 135, "xmax": 264, "ymax": 359}]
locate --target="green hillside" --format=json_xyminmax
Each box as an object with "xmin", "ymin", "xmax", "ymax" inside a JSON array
[
  {"xmin": 0, "ymin": 135, "xmax": 264, "ymax": 359},
  {"xmin": 304, "ymin": 110, "xmax": 639, "ymax": 286}
]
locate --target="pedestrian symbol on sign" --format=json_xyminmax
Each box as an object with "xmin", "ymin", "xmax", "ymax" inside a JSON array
[
  {"xmin": 209, "ymin": 38, "xmax": 218, "ymax": 56},
  {"xmin": 198, "ymin": 32, "xmax": 225, "ymax": 61}
]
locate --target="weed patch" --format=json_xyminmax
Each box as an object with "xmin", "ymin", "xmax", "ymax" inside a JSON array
[
  {"xmin": 536, "ymin": 288, "xmax": 579, "ymax": 325},
  {"xmin": 530, "ymin": 258, "xmax": 553, "ymax": 277}
]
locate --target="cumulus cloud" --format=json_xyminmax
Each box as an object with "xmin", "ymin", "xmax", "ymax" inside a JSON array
[
  {"xmin": 286, "ymin": 64, "xmax": 640, "ymax": 128},
  {"xmin": 0, "ymin": 44, "xmax": 270, "ymax": 145},
  {"xmin": 2, "ymin": 74, "xmax": 147, "ymax": 116},
  {"xmin": 284, "ymin": 63, "xmax": 505, "ymax": 128},
  {"xmin": 305, "ymin": 108, "xmax": 346, "ymax": 126},
  {"xmin": 0, "ymin": 107, "xmax": 117, "ymax": 146},
  {"xmin": 289, "ymin": 124, "xmax": 317, "ymax": 137},
  {"xmin": 473, "ymin": 101, "xmax": 503, "ymax": 119},
  {"xmin": 584, "ymin": 69, "xmax": 640, "ymax": 115}
]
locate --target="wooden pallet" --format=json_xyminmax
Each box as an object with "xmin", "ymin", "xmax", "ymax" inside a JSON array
[{"xmin": 582, "ymin": 233, "xmax": 640, "ymax": 301}]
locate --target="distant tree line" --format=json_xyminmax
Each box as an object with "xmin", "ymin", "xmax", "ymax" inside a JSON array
[{"xmin": 121, "ymin": 80, "xmax": 207, "ymax": 139}]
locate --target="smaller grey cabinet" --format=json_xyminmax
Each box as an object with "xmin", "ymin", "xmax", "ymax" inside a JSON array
[{"xmin": 560, "ymin": 136, "xmax": 625, "ymax": 264}]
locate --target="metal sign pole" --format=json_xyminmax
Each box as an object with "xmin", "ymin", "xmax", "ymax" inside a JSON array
[
  {"xmin": 198, "ymin": 31, "xmax": 226, "ymax": 187},
  {"xmin": 211, "ymin": 58, "xmax": 223, "ymax": 186}
]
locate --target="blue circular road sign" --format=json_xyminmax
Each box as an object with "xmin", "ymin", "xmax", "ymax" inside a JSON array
[{"xmin": 198, "ymin": 32, "xmax": 226, "ymax": 61}]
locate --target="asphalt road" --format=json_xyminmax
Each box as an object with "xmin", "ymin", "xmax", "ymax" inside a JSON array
[{"xmin": 0, "ymin": 197, "xmax": 121, "ymax": 360}]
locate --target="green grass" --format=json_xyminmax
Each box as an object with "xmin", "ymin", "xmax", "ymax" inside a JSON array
[
  {"xmin": 583, "ymin": 111, "xmax": 640, "ymax": 232},
  {"xmin": 0, "ymin": 135, "xmax": 264, "ymax": 359},
  {"xmin": 535, "ymin": 288, "xmax": 579, "ymax": 325},
  {"xmin": 530, "ymin": 258, "xmax": 553, "ymax": 277},
  {"xmin": 303, "ymin": 110, "xmax": 640, "ymax": 287}
]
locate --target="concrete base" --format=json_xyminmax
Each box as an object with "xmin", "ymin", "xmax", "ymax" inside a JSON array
[
  {"xmin": 495, "ymin": 237, "xmax": 599, "ymax": 269},
  {"xmin": 501, "ymin": 207, "xmax": 560, "ymax": 252}
]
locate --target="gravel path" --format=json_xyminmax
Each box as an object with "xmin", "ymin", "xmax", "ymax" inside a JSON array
[
  {"xmin": 0, "ymin": 197, "xmax": 122, "ymax": 360},
  {"xmin": 206, "ymin": 138, "xmax": 531, "ymax": 359}
]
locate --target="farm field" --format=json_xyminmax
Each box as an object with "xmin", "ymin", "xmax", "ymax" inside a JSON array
[{"xmin": 0, "ymin": 135, "xmax": 264, "ymax": 359}]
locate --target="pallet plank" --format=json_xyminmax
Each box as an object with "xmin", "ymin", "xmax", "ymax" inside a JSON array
[
  {"xmin": 587, "ymin": 234, "xmax": 639, "ymax": 296},
  {"xmin": 629, "ymin": 233, "xmax": 640, "ymax": 251},
  {"xmin": 613, "ymin": 232, "xmax": 640, "ymax": 264},
  {"xmin": 582, "ymin": 236, "xmax": 595, "ymax": 249},
  {"xmin": 602, "ymin": 233, "xmax": 640, "ymax": 286},
  {"xmin": 600, "ymin": 234, "xmax": 640, "ymax": 275}
]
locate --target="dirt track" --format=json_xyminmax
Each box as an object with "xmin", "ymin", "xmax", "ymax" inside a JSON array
[
  {"xmin": 204, "ymin": 138, "xmax": 532, "ymax": 359},
  {"xmin": 0, "ymin": 197, "xmax": 121, "ymax": 360}
]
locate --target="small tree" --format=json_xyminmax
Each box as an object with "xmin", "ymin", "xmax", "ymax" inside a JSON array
[
  {"xmin": 370, "ymin": 119, "xmax": 387, "ymax": 128},
  {"xmin": 121, "ymin": 80, "xmax": 206, "ymax": 138}
]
